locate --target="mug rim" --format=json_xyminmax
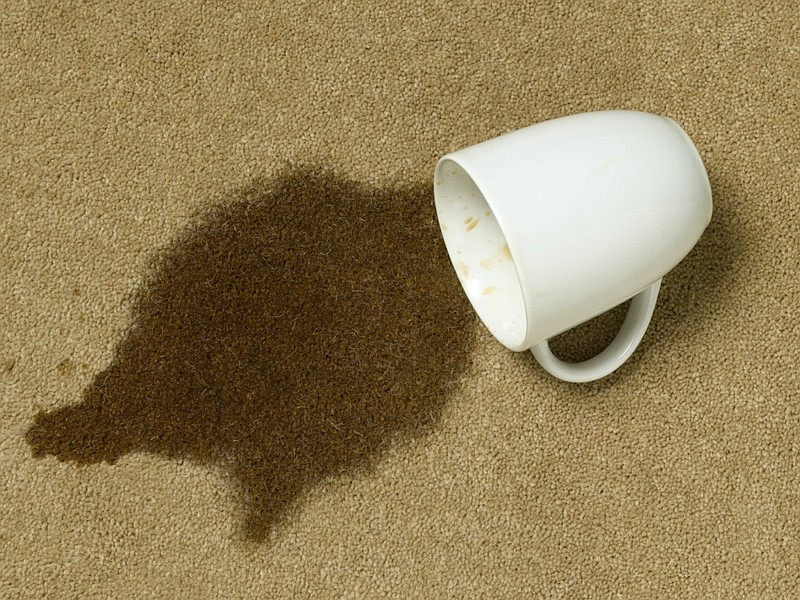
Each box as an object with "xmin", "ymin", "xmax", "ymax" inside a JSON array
[{"xmin": 434, "ymin": 155, "xmax": 532, "ymax": 351}]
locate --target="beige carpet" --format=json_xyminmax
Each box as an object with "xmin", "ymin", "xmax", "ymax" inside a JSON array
[{"xmin": 2, "ymin": 1, "xmax": 799, "ymax": 597}]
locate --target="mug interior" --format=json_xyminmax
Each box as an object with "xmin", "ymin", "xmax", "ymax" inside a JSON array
[{"xmin": 434, "ymin": 159, "xmax": 527, "ymax": 349}]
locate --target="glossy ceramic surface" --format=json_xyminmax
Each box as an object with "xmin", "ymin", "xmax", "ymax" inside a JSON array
[{"xmin": 434, "ymin": 110, "xmax": 712, "ymax": 382}]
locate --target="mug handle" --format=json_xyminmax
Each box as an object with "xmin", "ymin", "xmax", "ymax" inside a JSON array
[{"xmin": 530, "ymin": 279, "xmax": 662, "ymax": 383}]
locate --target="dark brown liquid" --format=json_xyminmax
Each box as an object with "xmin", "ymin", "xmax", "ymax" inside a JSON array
[{"xmin": 26, "ymin": 169, "xmax": 475, "ymax": 541}]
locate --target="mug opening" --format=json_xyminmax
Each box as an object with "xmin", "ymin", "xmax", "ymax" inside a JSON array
[{"xmin": 434, "ymin": 158, "xmax": 527, "ymax": 350}]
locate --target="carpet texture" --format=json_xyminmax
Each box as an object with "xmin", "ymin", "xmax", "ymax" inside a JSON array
[{"xmin": 2, "ymin": 1, "xmax": 798, "ymax": 597}]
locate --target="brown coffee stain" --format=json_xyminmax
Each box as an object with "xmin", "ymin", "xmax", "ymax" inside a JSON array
[
  {"xmin": 26, "ymin": 169, "xmax": 476, "ymax": 542},
  {"xmin": 455, "ymin": 259, "xmax": 471, "ymax": 279},
  {"xmin": 56, "ymin": 359, "xmax": 76, "ymax": 376},
  {"xmin": 479, "ymin": 244, "xmax": 512, "ymax": 271},
  {"xmin": 465, "ymin": 218, "xmax": 480, "ymax": 232},
  {"xmin": 3, "ymin": 358, "xmax": 15, "ymax": 373},
  {"xmin": 464, "ymin": 216, "xmax": 474, "ymax": 224},
  {"xmin": 481, "ymin": 286, "xmax": 496, "ymax": 295}
]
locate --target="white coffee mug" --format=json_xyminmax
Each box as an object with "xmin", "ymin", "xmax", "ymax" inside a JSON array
[{"xmin": 433, "ymin": 110, "xmax": 712, "ymax": 382}]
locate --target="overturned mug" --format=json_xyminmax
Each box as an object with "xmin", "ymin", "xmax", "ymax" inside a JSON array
[{"xmin": 433, "ymin": 110, "xmax": 712, "ymax": 382}]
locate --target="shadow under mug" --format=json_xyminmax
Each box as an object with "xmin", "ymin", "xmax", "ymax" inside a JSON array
[{"xmin": 433, "ymin": 110, "xmax": 713, "ymax": 383}]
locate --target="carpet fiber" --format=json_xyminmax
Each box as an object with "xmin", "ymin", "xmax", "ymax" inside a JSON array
[{"xmin": 2, "ymin": 1, "xmax": 799, "ymax": 597}]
